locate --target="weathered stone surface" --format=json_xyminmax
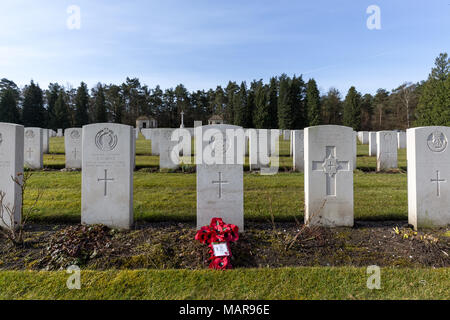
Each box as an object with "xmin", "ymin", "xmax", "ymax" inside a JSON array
[
  {"xmin": 43, "ymin": 129, "xmax": 49, "ymax": 154},
  {"xmin": 376, "ymin": 131, "xmax": 398, "ymax": 171},
  {"xmin": 81, "ymin": 123, "xmax": 134, "ymax": 229},
  {"xmin": 369, "ymin": 132, "xmax": 377, "ymax": 156},
  {"xmin": 24, "ymin": 127, "xmax": 43, "ymax": 169},
  {"xmin": 0, "ymin": 123, "xmax": 24, "ymax": 228},
  {"xmin": 64, "ymin": 128, "xmax": 82, "ymax": 169},
  {"xmin": 196, "ymin": 124, "xmax": 244, "ymax": 231},
  {"xmin": 407, "ymin": 127, "xmax": 450, "ymax": 229},
  {"xmin": 292, "ymin": 130, "xmax": 304, "ymax": 172},
  {"xmin": 398, "ymin": 131, "xmax": 406, "ymax": 149}
]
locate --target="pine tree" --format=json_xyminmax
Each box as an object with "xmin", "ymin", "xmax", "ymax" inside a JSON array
[
  {"xmin": 105, "ymin": 84, "xmax": 123, "ymax": 124},
  {"xmin": 321, "ymin": 88, "xmax": 342, "ymax": 125},
  {"xmin": 290, "ymin": 75, "xmax": 307, "ymax": 129},
  {"xmin": 93, "ymin": 84, "xmax": 108, "ymax": 123},
  {"xmin": 53, "ymin": 90, "xmax": 71, "ymax": 129},
  {"xmin": 74, "ymin": 82, "xmax": 90, "ymax": 126},
  {"xmin": 46, "ymin": 83, "xmax": 60, "ymax": 129},
  {"xmin": 305, "ymin": 79, "xmax": 321, "ymax": 126},
  {"xmin": 225, "ymin": 81, "xmax": 239, "ymax": 124},
  {"xmin": 343, "ymin": 86, "xmax": 362, "ymax": 130},
  {"xmin": 277, "ymin": 74, "xmax": 291, "ymax": 129},
  {"xmin": 233, "ymin": 82, "xmax": 248, "ymax": 127},
  {"xmin": 0, "ymin": 88, "xmax": 21, "ymax": 123},
  {"xmin": 415, "ymin": 52, "xmax": 450, "ymax": 126},
  {"xmin": 22, "ymin": 80, "xmax": 45, "ymax": 127},
  {"xmin": 267, "ymin": 77, "xmax": 278, "ymax": 128},
  {"xmin": 253, "ymin": 81, "xmax": 269, "ymax": 128}
]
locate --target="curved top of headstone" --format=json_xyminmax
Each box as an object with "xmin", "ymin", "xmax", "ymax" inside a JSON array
[
  {"xmin": 0, "ymin": 122, "xmax": 23, "ymax": 128},
  {"xmin": 306, "ymin": 125, "xmax": 354, "ymax": 131}
]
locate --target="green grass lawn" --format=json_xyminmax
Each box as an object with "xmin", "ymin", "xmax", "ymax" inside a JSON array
[
  {"xmin": 25, "ymin": 171, "xmax": 407, "ymax": 222},
  {"xmin": 0, "ymin": 267, "xmax": 448, "ymax": 299}
]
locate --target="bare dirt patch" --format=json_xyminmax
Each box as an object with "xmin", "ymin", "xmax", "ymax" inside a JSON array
[{"xmin": 0, "ymin": 221, "xmax": 448, "ymax": 270}]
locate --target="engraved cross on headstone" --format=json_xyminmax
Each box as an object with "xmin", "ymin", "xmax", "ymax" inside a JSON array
[
  {"xmin": 312, "ymin": 146, "xmax": 350, "ymax": 196},
  {"xmin": 26, "ymin": 147, "xmax": 33, "ymax": 159},
  {"xmin": 97, "ymin": 169, "xmax": 114, "ymax": 196},
  {"xmin": 72, "ymin": 148, "xmax": 79, "ymax": 160},
  {"xmin": 430, "ymin": 170, "xmax": 446, "ymax": 197},
  {"xmin": 211, "ymin": 172, "xmax": 229, "ymax": 199}
]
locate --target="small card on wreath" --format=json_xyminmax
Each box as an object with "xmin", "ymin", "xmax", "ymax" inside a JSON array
[{"xmin": 212, "ymin": 242, "xmax": 230, "ymax": 257}]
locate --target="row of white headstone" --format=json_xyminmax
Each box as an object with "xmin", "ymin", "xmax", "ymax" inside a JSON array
[
  {"xmin": 20, "ymin": 127, "xmax": 82, "ymax": 170},
  {"xmin": 0, "ymin": 123, "xmax": 449, "ymax": 232},
  {"xmin": 358, "ymin": 130, "xmax": 406, "ymax": 171}
]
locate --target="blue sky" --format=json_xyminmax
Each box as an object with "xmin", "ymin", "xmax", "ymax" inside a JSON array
[{"xmin": 0, "ymin": 0, "xmax": 449, "ymax": 95}]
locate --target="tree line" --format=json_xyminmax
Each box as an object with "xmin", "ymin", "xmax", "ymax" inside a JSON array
[{"xmin": 0, "ymin": 53, "xmax": 448, "ymax": 130}]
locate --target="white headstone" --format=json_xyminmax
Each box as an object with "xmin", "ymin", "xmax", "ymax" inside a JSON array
[
  {"xmin": 159, "ymin": 129, "xmax": 181, "ymax": 170},
  {"xmin": 361, "ymin": 131, "xmax": 369, "ymax": 144},
  {"xmin": 289, "ymin": 130, "xmax": 293, "ymax": 156},
  {"xmin": 57, "ymin": 129, "xmax": 63, "ymax": 137},
  {"xmin": 141, "ymin": 128, "xmax": 160, "ymax": 156},
  {"xmin": 398, "ymin": 131, "xmax": 406, "ymax": 149},
  {"xmin": 24, "ymin": 128, "xmax": 43, "ymax": 169},
  {"xmin": 196, "ymin": 124, "xmax": 244, "ymax": 230},
  {"xmin": 376, "ymin": 131, "xmax": 398, "ymax": 171},
  {"xmin": 81, "ymin": 123, "xmax": 134, "ymax": 229},
  {"xmin": 305, "ymin": 125, "xmax": 354, "ymax": 227},
  {"xmin": 292, "ymin": 130, "xmax": 304, "ymax": 172},
  {"xmin": 194, "ymin": 121, "xmax": 202, "ymax": 128},
  {"xmin": 283, "ymin": 130, "xmax": 290, "ymax": 141},
  {"xmin": 43, "ymin": 129, "xmax": 49, "ymax": 154},
  {"xmin": 0, "ymin": 123, "xmax": 24, "ymax": 228},
  {"xmin": 64, "ymin": 128, "xmax": 82, "ymax": 169},
  {"xmin": 352, "ymin": 131, "xmax": 357, "ymax": 170},
  {"xmin": 369, "ymin": 132, "xmax": 377, "ymax": 156},
  {"xmin": 407, "ymin": 127, "xmax": 450, "ymax": 229},
  {"xmin": 249, "ymin": 129, "xmax": 278, "ymax": 171}
]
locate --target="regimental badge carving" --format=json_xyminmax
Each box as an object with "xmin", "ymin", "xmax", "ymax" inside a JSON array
[
  {"xmin": 384, "ymin": 132, "xmax": 393, "ymax": 141},
  {"xmin": 95, "ymin": 128, "xmax": 118, "ymax": 151},
  {"xmin": 25, "ymin": 129, "xmax": 35, "ymax": 139},
  {"xmin": 70, "ymin": 130, "xmax": 81, "ymax": 140},
  {"xmin": 427, "ymin": 130, "xmax": 447, "ymax": 153}
]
